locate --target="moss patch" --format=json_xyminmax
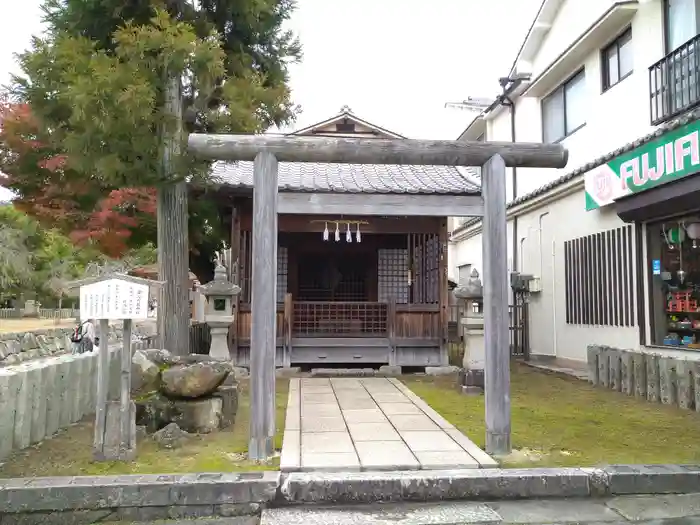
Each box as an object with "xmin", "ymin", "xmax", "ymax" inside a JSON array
[
  {"xmin": 0, "ymin": 379, "xmax": 289, "ymax": 477},
  {"xmin": 403, "ymin": 363, "xmax": 700, "ymax": 468}
]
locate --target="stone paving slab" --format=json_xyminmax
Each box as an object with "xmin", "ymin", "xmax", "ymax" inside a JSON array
[
  {"xmin": 261, "ymin": 502, "xmax": 501, "ymax": 525},
  {"xmin": 260, "ymin": 495, "xmax": 700, "ymax": 524},
  {"xmin": 281, "ymin": 377, "xmax": 495, "ymax": 472},
  {"xmin": 606, "ymin": 494, "xmax": 700, "ymax": 521}
]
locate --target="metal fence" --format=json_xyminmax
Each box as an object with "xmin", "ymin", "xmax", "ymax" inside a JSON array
[
  {"xmin": 649, "ymin": 32, "xmax": 700, "ymax": 125},
  {"xmin": 446, "ymin": 297, "xmax": 530, "ymax": 362}
]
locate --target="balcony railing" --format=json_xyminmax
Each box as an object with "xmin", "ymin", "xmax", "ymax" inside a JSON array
[{"xmin": 649, "ymin": 34, "xmax": 700, "ymax": 125}]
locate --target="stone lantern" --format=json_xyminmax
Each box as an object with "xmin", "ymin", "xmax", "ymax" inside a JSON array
[
  {"xmin": 453, "ymin": 268, "xmax": 485, "ymax": 395},
  {"xmin": 199, "ymin": 262, "xmax": 241, "ymax": 360}
]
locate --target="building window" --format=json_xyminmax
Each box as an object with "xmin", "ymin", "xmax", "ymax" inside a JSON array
[
  {"xmin": 602, "ymin": 28, "xmax": 633, "ymax": 91},
  {"xmin": 647, "ymin": 218, "xmax": 700, "ymax": 348},
  {"xmin": 665, "ymin": 0, "xmax": 699, "ymax": 53},
  {"xmin": 564, "ymin": 225, "xmax": 635, "ymax": 327},
  {"xmin": 542, "ymin": 69, "xmax": 587, "ymax": 143}
]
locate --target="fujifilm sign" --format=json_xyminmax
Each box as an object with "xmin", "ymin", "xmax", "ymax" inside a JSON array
[{"xmin": 585, "ymin": 120, "xmax": 700, "ymax": 211}]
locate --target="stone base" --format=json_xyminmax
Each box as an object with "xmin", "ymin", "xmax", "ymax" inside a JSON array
[
  {"xmin": 465, "ymin": 368, "xmax": 485, "ymax": 387},
  {"xmin": 425, "ymin": 365, "xmax": 461, "ymax": 376},
  {"xmin": 276, "ymin": 367, "xmax": 302, "ymax": 378},
  {"xmin": 462, "ymin": 385, "xmax": 483, "ymax": 396},
  {"xmin": 458, "ymin": 368, "xmax": 484, "ymax": 391},
  {"xmin": 378, "ymin": 365, "xmax": 402, "ymax": 376},
  {"xmin": 135, "ymin": 385, "xmax": 238, "ymax": 434}
]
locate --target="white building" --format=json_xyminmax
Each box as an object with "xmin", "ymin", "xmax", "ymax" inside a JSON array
[{"xmin": 450, "ymin": 0, "xmax": 700, "ymax": 365}]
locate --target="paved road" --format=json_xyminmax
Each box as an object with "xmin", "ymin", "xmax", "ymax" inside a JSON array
[{"xmin": 112, "ymin": 493, "xmax": 700, "ymax": 524}]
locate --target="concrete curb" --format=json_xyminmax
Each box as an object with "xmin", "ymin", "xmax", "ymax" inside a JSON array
[
  {"xmin": 0, "ymin": 471, "xmax": 279, "ymax": 524},
  {"xmin": 1, "ymin": 465, "xmax": 699, "ymax": 522},
  {"xmin": 279, "ymin": 468, "xmax": 591, "ymax": 503}
]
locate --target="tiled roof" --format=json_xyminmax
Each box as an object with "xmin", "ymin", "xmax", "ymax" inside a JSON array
[
  {"xmin": 451, "ymin": 107, "xmax": 700, "ymax": 235},
  {"xmin": 211, "ymin": 161, "xmax": 480, "ymax": 195}
]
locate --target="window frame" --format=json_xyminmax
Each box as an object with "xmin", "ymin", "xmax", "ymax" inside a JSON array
[
  {"xmin": 601, "ymin": 27, "xmax": 633, "ymax": 92},
  {"xmin": 541, "ymin": 68, "xmax": 587, "ymax": 143},
  {"xmin": 663, "ymin": 0, "xmax": 700, "ymax": 54}
]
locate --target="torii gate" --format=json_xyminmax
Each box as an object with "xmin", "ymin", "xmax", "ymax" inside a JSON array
[{"xmin": 188, "ymin": 133, "xmax": 568, "ymax": 460}]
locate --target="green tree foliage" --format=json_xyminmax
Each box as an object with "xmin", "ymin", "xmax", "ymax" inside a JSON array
[
  {"xmin": 0, "ymin": 204, "xmax": 157, "ymax": 305},
  {"xmin": 2, "ymin": 0, "xmax": 300, "ymax": 270}
]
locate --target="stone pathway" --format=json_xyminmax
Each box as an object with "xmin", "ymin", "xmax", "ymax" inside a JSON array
[
  {"xmin": 261, "ymin": 494, "xmax": 700, "ymax": 524},
  {"xmin": 280, "ymin": 377, "xmax": 496, "ymax": 472}
]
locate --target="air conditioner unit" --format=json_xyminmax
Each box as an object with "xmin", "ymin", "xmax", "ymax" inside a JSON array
[{"xmin": 509, "ymin": 272, "xmax": 534, "ymax": 292}]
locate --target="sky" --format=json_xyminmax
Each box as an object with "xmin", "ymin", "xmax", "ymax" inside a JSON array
[{"xmin": 0, "ymin": 0, "xmax": 541, "ymax": 201}]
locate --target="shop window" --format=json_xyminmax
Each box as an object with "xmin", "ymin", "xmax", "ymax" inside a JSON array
[
  {"xmin": 647, "ymin": 219, "xmax": 700, "ymax": 348},
  {"xmin": 564, "ymin": 225, "xmax": 635, "ymax": 326}
]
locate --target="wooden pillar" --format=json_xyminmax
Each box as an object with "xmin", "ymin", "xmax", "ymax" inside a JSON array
[
  {"xmin": 119, "ymin": 319, "xmax": 135, "ymax": 459},
  {"xmin": 93, "ymin": 319, "xmax": 110, "ymax": 459},
  {"xmin": 249, "ymin": 151, "xmax": 278, "ymax": 461},
  {"xmin": 229, "ymin": 205, "xmax": 241, "ymax": 359},
  {"xmin": 284, "ymin": 292, "xmax": 293, "ymax": 367},
  {"xmin": 482, "ymin": 154, "xmax": 511, "ymax": 455},
  {"xmin": 387, "ymin": 297, "xmax": 396, "ymax": 365},
  {"xmin": 438, "ymin": 218, "xmax": 449, "ymax": 365}
]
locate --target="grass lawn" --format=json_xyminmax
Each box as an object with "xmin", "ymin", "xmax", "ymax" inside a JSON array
[
  {"xmin": 0, "ymin": 379, "xmax": 289, "ymax": 478},
  {"xmin": 404, "ymin": 363, "xmax": 700, "ymax": 467}
]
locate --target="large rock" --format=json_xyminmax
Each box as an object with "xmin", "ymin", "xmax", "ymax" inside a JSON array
[
  {"xmin": 140, "ymin": 348, "xmax": 174, "ymax": 367},
  {"xmin": 160, "ymin": 361, "xmax": 232, "ymax": 399},
  {"xmin": 131, "ymin": 350, "xmax": 161, "ymax": 395},
  {"xmin": 136, "ymin": 384, "xmax": 239, "ymax": 434},
  {"xmin": 152, "ymin": 422, "xmax": 191, "ymax": 449}
]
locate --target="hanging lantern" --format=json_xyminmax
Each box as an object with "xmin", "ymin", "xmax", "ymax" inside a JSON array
[
  {"xmin": 356, "ymin": 223, "xmax": 362, "ymax": 243},
  {"xmin": 686, "ymin": 223, "xmax": 700, "ymax": 248},
  {"xmin": 323, "ymin": 222, "xmax": 329, "ymax": 241},
  {"xmin": 334, "ymin": 222, "xmax": 340, "ymax": 242},
  {"xmin": 668, "ymin": 226, "xmax": 686, "ymax": 245},
  {"xmin": 345, "ymin": 222, "xmax": 352, "ymax": 242}
]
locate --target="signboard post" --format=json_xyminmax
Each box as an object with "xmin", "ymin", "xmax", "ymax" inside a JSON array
[{"xmin": 68, "ymin": 273, "xmax": 162, "ymax": 461}]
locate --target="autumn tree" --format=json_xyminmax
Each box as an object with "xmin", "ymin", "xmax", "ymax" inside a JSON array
[{"xmin": 2, "ymin": 0, "xmax": 300, "ymax": 353}]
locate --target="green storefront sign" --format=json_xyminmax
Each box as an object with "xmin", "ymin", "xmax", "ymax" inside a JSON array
[{"xmin": 584, "ymin": 119, "xmax": 700, "ymax": 210}]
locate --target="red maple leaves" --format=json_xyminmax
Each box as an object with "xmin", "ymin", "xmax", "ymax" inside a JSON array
[{"xmin": 0, "ymin": 100, "xmax": 157, "ymax": 257}]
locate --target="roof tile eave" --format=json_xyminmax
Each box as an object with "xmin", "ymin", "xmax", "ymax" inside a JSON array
[{"xmin": 450, "ymin": 106, "xmax": 700, "ymax": 237}]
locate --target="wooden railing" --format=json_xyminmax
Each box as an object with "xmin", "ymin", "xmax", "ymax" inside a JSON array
[
  {"xmin": 236, "ymin": 303, "xmax": 285, "ymax": 341},
  {"xmin": 233, "ymin": 299, "xmax": 443, "ymax": 342},
  {"xmin": 292, "ymin": 301, "xmax": 388, "ymax": 337}
]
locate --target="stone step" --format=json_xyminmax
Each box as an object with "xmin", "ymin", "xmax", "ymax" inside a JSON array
[
  {"xmin": 260, "ymin": 495, "xmax": 700, "ymax": 525},
  {"xmin": 116, "ymin": 518, "xmax": 258, "ymax": 525}
]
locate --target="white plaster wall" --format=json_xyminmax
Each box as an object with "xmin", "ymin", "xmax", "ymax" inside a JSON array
[
  {"xmin": 447, "ymin": 0, "xmax": 676, "ymax": 363},
  {"xmin": 532, "ymin": 0, "xmax": 621, "ymax": 78},
  {"xmin": 517, "ymin": 187, "xmax": 640, "ymax": 362},
  {"xmin": 453, "ymin": 186, "xmax": 641, "ymax": 363},
  {"xmin": 451, "ymin": 221, "xmax": 515, "ymax": 282},
  {"xmin": 481, "ymin": 0, "xmax": 665, "ymax": 201}
]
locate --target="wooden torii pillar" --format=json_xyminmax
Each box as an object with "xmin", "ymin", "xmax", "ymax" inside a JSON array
[{"xmin": 188, "ymin": 133, "xmax": 568, "ymax": 458}]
